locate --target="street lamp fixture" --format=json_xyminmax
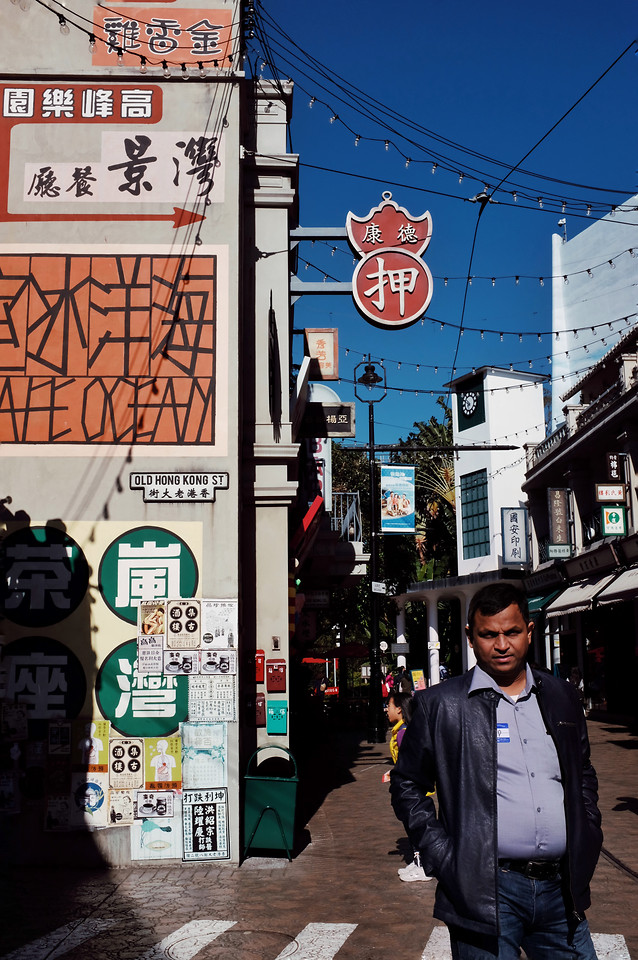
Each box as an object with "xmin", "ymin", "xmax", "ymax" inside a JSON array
[{"xmin": 354, "ymin": 356, "xmax": 387, "ymax": 743}]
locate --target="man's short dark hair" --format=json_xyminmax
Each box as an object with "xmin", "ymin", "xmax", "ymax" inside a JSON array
[{"xmin": 467, "ymin": 583, "xmax": 529, "ymax": 637}]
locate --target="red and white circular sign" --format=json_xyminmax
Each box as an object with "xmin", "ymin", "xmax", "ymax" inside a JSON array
[{"xmin": 352, "ymin": 247, "xmax": 433, "ymax": 329}]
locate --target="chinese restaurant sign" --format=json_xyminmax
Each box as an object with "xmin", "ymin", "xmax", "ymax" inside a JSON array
[{"xmin": 346, "ymin": 192, "xmax": 433, "ymax": 329}]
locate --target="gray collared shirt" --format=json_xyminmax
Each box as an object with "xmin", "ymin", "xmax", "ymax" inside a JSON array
[{"xmin": 470, "ymin": 664, "xmax": 567, "ymax": 860}]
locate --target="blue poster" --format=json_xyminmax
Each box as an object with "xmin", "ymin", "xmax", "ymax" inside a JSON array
[{"xmin": 380, "ymin": 466, "xmax": 416, "ymax": 534}]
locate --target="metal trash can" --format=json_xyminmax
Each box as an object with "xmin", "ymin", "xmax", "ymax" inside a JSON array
[{"xmin": 243, "ymin": 745, "xmax": 298, "ymax": 860}]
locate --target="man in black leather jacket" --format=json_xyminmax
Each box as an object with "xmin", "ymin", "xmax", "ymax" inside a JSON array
[{"xmin": 390, "ymin": 583, "xmax": 602, "ymax": 960}]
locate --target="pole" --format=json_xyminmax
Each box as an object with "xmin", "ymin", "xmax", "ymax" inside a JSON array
[{"xmin": 367, "ymin": 400, "xmax": 385, "ymax": 742}]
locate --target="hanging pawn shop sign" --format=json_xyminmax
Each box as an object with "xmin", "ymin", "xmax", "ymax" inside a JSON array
[{"xmin": 346, "ymin": 192, "xmax": 433, "ymax": 329}]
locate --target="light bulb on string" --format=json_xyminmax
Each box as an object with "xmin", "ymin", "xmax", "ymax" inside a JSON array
[
  {"xmin": 198, "ymin": 62, "xmax": 206, "ymax": 78},
  {"xmin": 117, "ymin": 48, "xmax": 124, "ymax": 65},
  {"xmin": 587, "ymin": 269, "xmax": 593, "ymax": 278},
  {"xmin": 539, "ymin": 278, "xmax": 544, "ymax": 286},
  {"xmin": 309, "ymin": 97, "xmax": 316, "ymax": 108},
  {"xmin": 561, "ymin": 201, "xmax": 566, "ymax": 213},
  {"xmin": 515, "ymin": 276, "xmax": 519, "ymax": 285},
  {"xmin": 354, "ymin": 135, "xmax": 360, "ymax": 146},
  {"xmin": 384, "ymin": 140, "xmax": 389, "ymax": 151},
  {"xmin": 181, "ymin": 63, "xmax": 189, "ymax": 79},
  {"xmin": 563, "ymin": 276, "xmax": 568, "ymax": 284},
  {"xmin": 537, "ymin": 198, "xmax": 543, "ymax": 209},
  {"xmin": 431, "ymin": 163, "xmax": 437, "ymax": 174},
  {"xmin": 329, "ymin": 114, "xmax": 338, "ymax": 124},
  {"xmin": 162, "ymin": 60, "xmax": 171, "ymax": 78},
  {"xmin": 586, "ymin": 205, "xmax": 592, "ymax": 216},
  {"xmin": 491, "ymin": 278, "xmax": 495, "ymax": 287},
  {"xmin": 405, "ymin": 158, "xmax": 411, "ymax": 168},
  {"xmin": 609, "ymin": 260, "xmax": 615, "ymax": 269},
  {"xmin": 444, "ymin": 277, "xmax": 448, "ymax": 286},
  {"xmin": 88, "ymin": 34, "xmax": 96, "ymax": 53},
  {"xmin": 458, "ymin": 172, "xmax": 464, "ymax": 183},
  {"xmin": 59, "ymin": 16, "xmax": 70, "ymax": 35}
]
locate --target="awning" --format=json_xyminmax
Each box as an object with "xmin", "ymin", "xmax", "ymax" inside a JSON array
[
  {"xmin": 545, "ymin": 574, "xmax": 616, "ymax": 618},
  {"xmin": 595, "ymin": 566, "xmax": 638, "ymax": 606},
  {"xmin": 527, "ymin": 589, "xmax": 563, "ymax": 615}
]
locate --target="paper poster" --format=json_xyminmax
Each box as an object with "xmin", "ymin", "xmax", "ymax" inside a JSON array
[
  {"xmin": 182, "ymin": 787, "xmax": 229, "ymax": 861},
  {"xmin": 188, "ymin": 676, "xmax": 236, "ymax": 722},
  {"xmin": 75, "ymin": 720, "xmax": 110, "ymax": 772},
  {"xmin": 200, "ymin": 649, "xmax": 237, "ymax": 676},
  {"xmin": 48, "ymin": 721, "xmax": 72, "ymax": 755},
  {"xmin": 137, "ymin": 635, "xmax": 164, "ymax": 675},
  {"xmin": 109, "ymin": 738, "xmax": 144, "ymax": 789},
  {"xmin": 181, "ymin": 722, "xmax": 227, "ymax": 788},
  {"xmin": 1, "ymin": 704, "xmax": 28, "ymax": 740},
  {"xmin": 69, "ymin": 772, "xmax": 109, "ymax": 828},
  {"xmin": 380, "ymin": 465, "xmax": 416, "ymax": 534},
  {"xmin": 135, "ymin": 790, "xmax": 174, "ymax": 819},
  {"xmin": 107, "ymin": 789, "xmax": 135, "ymax": 826},
  {"xmin": 145, "ymin": 736, "xmax": 182, "ymax": 790},
  {"xmin": 131, "ymin": 796, "xmax": 183, "ymax": 861},
  {"xmin": 0, "ymin": 772, "xmax": 20, "ymax": 815},
  {"xmin": 165, "ymin": 600, "xmax": 201, "ymax": 649},
  {"xmin": 163, "ymin": 649, "xmax": 199, "ymax": 676},
  {"xmin": 138, "ymin": 600, "xmax": 167, "ymax": 639},
  {"xmin": 201, "ymin": 600, "xmax": 238, "ymax": 649},
  {"xmin": 45, "ymin": 795, "xmax": 71, "ymax": 831}
]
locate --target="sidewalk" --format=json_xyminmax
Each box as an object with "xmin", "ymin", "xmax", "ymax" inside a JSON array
[{"xmin": 1, "ymin": 715, "xmax": 637, "ymax": 960}]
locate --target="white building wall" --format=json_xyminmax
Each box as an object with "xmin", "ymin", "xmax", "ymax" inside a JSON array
[{"xmin": 551, "ymin": 197, "xmax": 638, "ymax": 426}]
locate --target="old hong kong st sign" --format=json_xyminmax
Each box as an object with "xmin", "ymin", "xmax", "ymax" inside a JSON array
[{"xmin": 346, "ymin": 192, "xmax": 433, "ymax": 330}]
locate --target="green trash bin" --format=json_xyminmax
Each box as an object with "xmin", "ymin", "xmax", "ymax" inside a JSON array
[{"xmin": 243, "ymin": 745, "xmax": 298, "ymax": 860}]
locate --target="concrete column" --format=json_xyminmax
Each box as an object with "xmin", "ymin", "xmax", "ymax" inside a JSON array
[
  {"xmin": 427, "ymin": 595, "xmax": 441, "ymax": 686},
  {"xmin": 395, "ymin": 600, "xmax": 408, "ymax": 669},
  {"xmin": 462, "ymin": 591, "xmax": 476, "ymax": 672}
]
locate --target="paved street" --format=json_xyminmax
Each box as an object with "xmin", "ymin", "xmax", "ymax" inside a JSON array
[{"xmin": 1, "ymin": 716, "xmax": 636, "ymax": 960}]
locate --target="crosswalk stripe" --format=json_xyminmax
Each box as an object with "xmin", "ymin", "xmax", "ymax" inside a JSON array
[
  {"xmin": 134, "ymin": 920, "xmax": 237, "ymax": 960},
  {"xmin": 272, "ymin": 922, "xmax": 358, "ymax": 960},
  {"xmin": 421, "ymin": 927, "xmax": 633, "ymax": 960},
  {"xmin": 592, "ymin": 933, "xmax": 632, "ymax": 960},
  {"xmin": 1, "ymin": 919, "xmax": 117, "ymax": 960}
]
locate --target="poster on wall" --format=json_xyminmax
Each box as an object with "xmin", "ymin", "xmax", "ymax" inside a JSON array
[
  {"xmin": 130, "ymin": 796, "xmax": 183, "ymax": 861},
  {"xmin": 201, "ymin": 600, "xmax": 238, "ymax": 648},
  {"xmin": 188, "ymin": 676, "xmax": 236, "ymax": 722},
  {"xmin": 134, "ymin": 790, "xmax": 174, "ymax": 819},
  {"xmin": 182, "ymin": 788, "xmax": 229, "ymax": 861},
  {"xmin": 69, "ymin": 772, "xmax": 109, "ymax": 829},
  {"xmin": 109, "ymin": 738, "xmax": 144, "ymax": 790},
  {"xmin": 75, "ymin": 720, "xmax": 110, "ymax": 772},
  {"xmin": 144, "ymin": 736, "xmax": 182, "ymax": 790},
  {"xmin": 107, "ymin": 789, "xmax": 134, "ymax": 826},
  {"xmin": 48, "ymin": 721, "xmax": 72, "ymax": 756},
  {"xmin": 165, "ymin": 600, "xmax": 201, "ymax": 649},
  {"xmin": 181, "ymin": 722, "xmax": 227, "ymax": 788}
]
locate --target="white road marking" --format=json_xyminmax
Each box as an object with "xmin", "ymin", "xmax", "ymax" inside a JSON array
[
  {"xmin": 134, "ymin": 920, "xmax": 237, "ymax": 960},
  {"xmin": 273, "ymin": 922, "xmax": 358, "ymax": 959},
  {"xmin": 421, "ymin": 925, "xmax": 451, "ymax": 959},
  {"xmin": 592, "ymin": 933, "xmax": 632, "ymax": 960},
  {"xmin": 421, "ymin": 927, "xmax": 633, "ymax": 960},
  {"xmin": 1, "ymin": 919, "xmax": 116, "ymax": 960}
]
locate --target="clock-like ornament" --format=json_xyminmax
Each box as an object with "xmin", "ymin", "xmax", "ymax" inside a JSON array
[{"xmin": 461, "ymin": 391, "xmax": 478, "ymax": 416}]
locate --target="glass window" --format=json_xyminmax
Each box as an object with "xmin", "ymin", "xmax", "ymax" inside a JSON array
[{"xmin": 460, "ymin": 469, "xmax": 489, "ymax": 559}]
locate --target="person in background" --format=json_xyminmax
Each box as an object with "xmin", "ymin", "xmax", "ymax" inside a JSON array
[
  {"xmin": 383, "ymin": 691, "xmax": 433, "ymax": 884},
  {"xmin": 390, "ymin": 582, "xmax": 602, "ymax": 958}
]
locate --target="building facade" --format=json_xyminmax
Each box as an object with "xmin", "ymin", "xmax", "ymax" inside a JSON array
[{"xmin": 0, "ymin": 1, "xmax": 299, "ymax": 864}]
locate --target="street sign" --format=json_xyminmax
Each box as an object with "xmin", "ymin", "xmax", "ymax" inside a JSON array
[
  {"xmin": 595, "ymin": 484, "xmax": 625, "ymax": 502},
  {"xmin": 130, "ymin": 472, "xmax": 229, "ymax": 503},
  {"xmin": 371, "ymin": 581, "xmax": 387, "ymax": 594},
  {"xmin": 548, "ymin": 544, "xmax": 572, "ymax": 559},
  {"xmin": 298, "ymin": 402, "xmax": 355, "ymax": 438},
  {"xmin": 601, "ymin": 506, "xmax": 626, "ymax": 536}
]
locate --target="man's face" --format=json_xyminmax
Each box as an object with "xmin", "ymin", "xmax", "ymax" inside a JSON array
[{"xmin": 467, "ymin": 603, "xmax": 533, "ymax": 690}]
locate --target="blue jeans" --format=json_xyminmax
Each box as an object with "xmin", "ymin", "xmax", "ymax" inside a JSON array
[{"xmin": 449, "ymin": 865, "xmax": 598, "ymax": 959}]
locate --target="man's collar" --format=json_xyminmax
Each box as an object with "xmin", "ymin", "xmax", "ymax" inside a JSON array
[{"xmin": 469, "ymin": 663, "xmax": 535, "ymax": 699}]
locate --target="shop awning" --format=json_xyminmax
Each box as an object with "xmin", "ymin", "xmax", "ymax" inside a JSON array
[
  {"xmin": 545, "ymin": 574, "xmax": 616, "ymax": 618},
  {"xmin": 595, "ymin": 566, "xmax": 638, "ymax": 606},
  {"xmin": 527, "ymin": 589, "xmax": 563, "ymax": 615}
]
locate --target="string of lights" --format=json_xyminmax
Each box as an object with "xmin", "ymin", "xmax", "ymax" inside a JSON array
[{"xmin": 251, "ymin": 6, "xmax": 637, "ymax": 213}]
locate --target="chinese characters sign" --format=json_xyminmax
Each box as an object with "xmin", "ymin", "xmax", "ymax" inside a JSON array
[
  {"xmin": 500, "ymin": 507, "xmax": 529, "ymax": 565},
  {"xmin": 346, "ymin": 192, "xmax": 433, "ymax": 329},
  {"xmin": 0, "ymin": 254, "xmax": 217, "ymax": 444},
  {"xmin": 92, "ymin": 8, "xmax": 233, "ymax": 68}
]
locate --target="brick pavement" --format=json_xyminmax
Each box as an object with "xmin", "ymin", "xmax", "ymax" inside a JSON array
[{"xmin": 0, "ymin": 716, "xmax": 636, "ymax": 960}]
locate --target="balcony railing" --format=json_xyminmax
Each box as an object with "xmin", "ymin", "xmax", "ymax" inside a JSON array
[{"xmin": 330, "ymin": 491, "xmax": 362, "ymax": 542}]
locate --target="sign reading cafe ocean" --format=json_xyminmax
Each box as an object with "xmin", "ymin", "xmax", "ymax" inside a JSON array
[{"xmin": 346, "ymin": 192, "xmax": 433, "ymax": 329}]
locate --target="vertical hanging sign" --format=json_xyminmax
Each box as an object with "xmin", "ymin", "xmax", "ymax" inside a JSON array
[
  {"xmin": 380, "ymin": 465, "xmax": 416, "ymax": 533},
  {"xmin": 501, "ymin": 507, "xmax": 529, "ymax": 564}
]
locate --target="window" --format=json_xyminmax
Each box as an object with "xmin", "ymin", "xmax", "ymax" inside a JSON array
[{"xmin": 461, "ymin": 469, "xmax": 490, "ymax": 559}]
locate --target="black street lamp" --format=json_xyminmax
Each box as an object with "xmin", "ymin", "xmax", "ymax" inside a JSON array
[{"xmin": 354, "ymin": 356, "xmax": 387, "ymax": 743}]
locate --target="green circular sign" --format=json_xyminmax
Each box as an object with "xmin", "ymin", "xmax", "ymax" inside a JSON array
[
  {"xmin": 96, "ymin": 640, "xmax": 189, "ymax": 737},
  {"xmin": 98, "ymin": 526, "xmax": 199, "ymax": 624}
]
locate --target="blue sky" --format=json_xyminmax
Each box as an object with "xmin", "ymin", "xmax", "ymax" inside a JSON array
[{"xmin": 250, "ymin": 0, "xmax": 637, "ymax": 446}]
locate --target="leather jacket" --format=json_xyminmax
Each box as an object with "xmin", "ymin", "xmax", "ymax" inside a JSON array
[{"xmin": 390, "ymin": 668, "xmax": 603, "ymax": 936}]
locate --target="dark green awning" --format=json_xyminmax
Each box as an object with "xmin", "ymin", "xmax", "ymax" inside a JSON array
[{"xmin": 527, "ymin": 589, "xmax": 562, "ymax": 614}]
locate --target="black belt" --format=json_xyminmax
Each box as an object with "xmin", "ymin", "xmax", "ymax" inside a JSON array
[{"xmin": 498, "ymin": 858, "xmax": 562, "ymax": 880}]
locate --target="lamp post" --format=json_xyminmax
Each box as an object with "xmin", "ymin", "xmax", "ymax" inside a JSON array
[{"xmin": 354, "ymin": 356, "xmax": 387, "ymax": 743}]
